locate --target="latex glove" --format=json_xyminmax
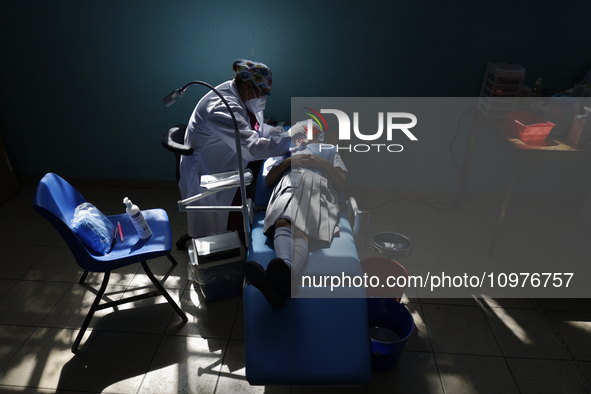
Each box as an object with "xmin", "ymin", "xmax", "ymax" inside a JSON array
[
  {"xmin": 260, "ymin": 124, "xmax": 285, "ymax": 138},
  {"xmin": 287, "ymin": 123, "xmax": 306, "ymax": 142},
  {"xmin": 267, "ymin": 125, "xmax": 285, "ymax": 134}
]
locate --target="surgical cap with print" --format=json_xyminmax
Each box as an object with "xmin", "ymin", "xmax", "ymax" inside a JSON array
[{"xmin": 232, "ymin": 59, "xmax": 273, "ymax": 95}]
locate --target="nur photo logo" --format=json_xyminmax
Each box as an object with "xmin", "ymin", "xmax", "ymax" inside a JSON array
[{"xmin": 301, "ymin": 107, "xmax": 418, "ymax": 153}]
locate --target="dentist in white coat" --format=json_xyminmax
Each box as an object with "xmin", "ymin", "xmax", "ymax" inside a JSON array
[{"xmin": 179, "ymin": 59, "xmax": 290, "ymax": 239}]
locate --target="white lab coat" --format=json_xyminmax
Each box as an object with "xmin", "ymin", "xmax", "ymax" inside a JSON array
[{"xmin": 179, "ymin": 80, "xmax": 290, "ymax": 238}]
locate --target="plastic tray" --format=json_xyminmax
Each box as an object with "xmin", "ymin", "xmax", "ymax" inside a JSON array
[{"xmin": 505, "ymin": 111, "xmax": 555, "ymax": 141}]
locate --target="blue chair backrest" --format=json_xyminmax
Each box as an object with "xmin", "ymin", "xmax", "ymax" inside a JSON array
[{"xmin": 33, "ymin": 173, "xmax": 96, "ymax": 270}]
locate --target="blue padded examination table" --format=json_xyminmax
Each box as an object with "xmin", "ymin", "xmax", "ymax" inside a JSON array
[{"xmin": 243, "ymin": 166, "xmax": 371, "ymax": 386}]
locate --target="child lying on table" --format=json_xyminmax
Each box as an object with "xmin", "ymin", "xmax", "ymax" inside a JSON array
[{"xmin": 243, "ymin": 120, "xmax": 347, "ymax": 307}]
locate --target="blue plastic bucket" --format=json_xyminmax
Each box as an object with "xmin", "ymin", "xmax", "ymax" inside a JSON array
[{"xmin": 368, "ymin": 298, "xmax": 414, "ymax": 371}]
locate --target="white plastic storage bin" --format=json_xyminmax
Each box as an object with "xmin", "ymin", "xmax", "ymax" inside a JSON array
[
  {"xmin": 188, "ymin": 231, "xmax": 246, "ymax": 302},
  {"xmin": 478, "ymin": 62, "xmax": 526, "ymax": 117}
]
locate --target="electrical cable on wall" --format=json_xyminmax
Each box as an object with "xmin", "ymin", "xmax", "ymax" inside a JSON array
[
  {"xmin": 450, "ymin": 106, "xmax": 476, "ymax": 209},
  {"xmin": 355, "ymin": 106, "xmax": 476, "ymax": 213},
  {"xmin": 350, "ymin": 105, "xmax": 492, "ymax": 253}
]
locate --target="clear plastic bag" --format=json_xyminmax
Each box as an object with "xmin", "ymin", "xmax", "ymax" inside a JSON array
[
  {"xmin": 187, "ymin": 260, "xmax": 244, "ymax": 285},
  {"xmin": 71, "ymin": 202, "xmax": 115, "ymax": 255},
  {"xmin": 187, "ymin": 237, "xmax": 244, "ymax": 285}
]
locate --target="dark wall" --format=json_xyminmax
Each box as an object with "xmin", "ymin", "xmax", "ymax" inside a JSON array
[{"xmin": 1, "ymin": 0, "xmax": 590, "ymax": 194}]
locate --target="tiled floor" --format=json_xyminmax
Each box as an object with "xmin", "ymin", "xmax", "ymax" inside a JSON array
[{"xmin": 1, "ymin": 181, "xmax": 590, "ymax": 393}]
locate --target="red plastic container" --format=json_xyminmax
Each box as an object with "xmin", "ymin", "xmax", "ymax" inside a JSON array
[
  {"xmin": 505, "ymin": 111, "xmax": 555, "ymax": 141},
  {"xmin": 361, "ymin": 258, "xmax": 408, "ymax": 301}
]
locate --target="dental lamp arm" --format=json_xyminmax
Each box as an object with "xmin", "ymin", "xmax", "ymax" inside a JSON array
[{"xmin": 163, "ymin": 81, "xmax": 251, "ymax": 245}]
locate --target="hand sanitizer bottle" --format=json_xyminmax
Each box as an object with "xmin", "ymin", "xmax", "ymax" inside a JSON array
[{"xmin": 123, "ymin": 197, "xmax": 152, "ymax": 239}]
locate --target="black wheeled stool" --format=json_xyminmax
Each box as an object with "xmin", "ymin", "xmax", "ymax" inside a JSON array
[{"xmin": 161, "ymin": 124, "xmax": 193, "ymax": 249}]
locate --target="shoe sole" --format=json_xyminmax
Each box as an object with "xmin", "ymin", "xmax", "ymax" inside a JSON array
[{"xmin": 243, "ymin": 261, "xmax": 286, "ymax": 308}]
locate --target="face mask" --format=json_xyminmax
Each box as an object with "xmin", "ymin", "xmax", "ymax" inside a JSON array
[{"xmin": 245, "ymin": 88, "xmax": 266, "ymax": 114}]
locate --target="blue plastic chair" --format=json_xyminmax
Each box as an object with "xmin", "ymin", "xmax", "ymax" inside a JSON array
[{"xmin": 33, "ymin": 173, "xmax": 188, "ymax": 352}]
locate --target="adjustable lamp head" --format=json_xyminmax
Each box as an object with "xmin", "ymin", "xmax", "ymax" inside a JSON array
[{"xmin": 163, "ymin": 88, "xmax": 185, "ymax": 107}]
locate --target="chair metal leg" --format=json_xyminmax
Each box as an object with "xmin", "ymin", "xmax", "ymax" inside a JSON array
[
  {"xmin": 141, "ymin": 261, "xmax": 188, "ymax": 322},
  {"xmin": 79, "ymin": 270, "xmax": 89, "ymax": 284},
  {"xmin": 71, "ymin": 262, "xmax": 188, "ymax": 352},
  {"xmin": 72, "ymin": 271, "xmax": 110, "ymax": 353},
  {"xmin": 166, "ymin": 253, "xmax": 178, "ymax": 266}
]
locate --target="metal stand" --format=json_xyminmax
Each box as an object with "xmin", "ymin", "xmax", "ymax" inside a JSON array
[
  {"xmin": 458, "ymin": 111, "xmax": 591, "ymax": 258},
  {"xmin": 487, "ymin": 152, "xmax": 522, "ymax": 257},
  {"xmin": 165, "ymin": 81, "xmax": 253, "ymax": 247},
  {"xmin": 454, "ymin": 109, "xmax": 480, "ymax": 207}
]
